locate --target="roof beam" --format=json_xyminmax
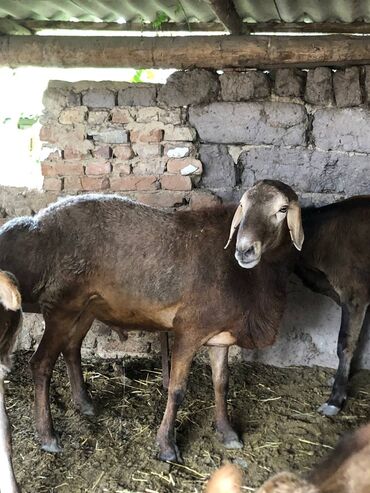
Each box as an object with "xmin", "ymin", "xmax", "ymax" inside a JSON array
[
  {"xmin": 205, "ymin": 0, "xmax": 245, "ymax": 34},
  {"xmin": 0, "ymin": 19, "xmax": 226, "ymax": 35},
  {"xmin": 3, "ymin": 20, "xmax": 370, "ymax": 36},
  {"xmin": 249, "ymin": 21, "xmax": 370, "ymax": 34},
  {"xmin": 1, "ymin": 34, "xmax": 370, "ymax": 69}
]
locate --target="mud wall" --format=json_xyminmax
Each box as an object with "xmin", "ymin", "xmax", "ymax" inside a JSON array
[{"xmin": 3, "ymin": 66, "xmax": 370, "ymax": 367}]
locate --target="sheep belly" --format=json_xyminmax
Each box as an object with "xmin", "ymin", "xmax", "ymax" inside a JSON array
[{"xmin": 90, "ymin": 297, "xmax": 182, "ymax": 331}]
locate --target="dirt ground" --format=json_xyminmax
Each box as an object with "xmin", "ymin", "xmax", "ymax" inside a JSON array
[{"xmin": 7, "ymin": 352, "xmax": 370, "ymax": 493}]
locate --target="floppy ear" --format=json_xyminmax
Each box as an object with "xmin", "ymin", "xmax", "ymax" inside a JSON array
[
  {"xmin": 287, "ymin": 201, "xmax": 304, "ymax": 251},
  {"xmin": 0, "ymin": 272, "xmax": 21, "ymax": 311},
  {"xmin": 224, "ymin": 202, "xmax": 243, "ymax": 249}
]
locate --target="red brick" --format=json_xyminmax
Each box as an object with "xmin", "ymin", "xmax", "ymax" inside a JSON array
[
  {"xmin": 166, "ymin": 158, "xmax": 202, "ymax": 175},
  {"xmin": 110, "ymin": 175, "xmax": 158, "ymax": 191},
  {"xmin": 93, "ymin": 146, "xmax": 111, "ymax": 159},
  {"xmin": 85, "ymin": 161, "xmax": 111, "ymax": 176},
  {"xmin": 64, "ymin": 176, "xmax": 82, "ymax": 191},
  {"xmin": 113, "ymin": 145, "xmax": 134, "ymax": 160},
  {"xmin": 40, "ymin": 125, "xmax": 55, "ymax": 143},
  {"xmin": 63, "ymin": 147, "xmax": 86, "ymax": 160},
  {"xmin": 40, "ymin": 124, "xmax": 85, "ymax": 144},
  {"xmin": 110, "ymin": 107, "xmax": 135, "ymax": 124},
  {"xmin": 81, "ymin": 176, "xmax": 110, "ymax": 191},
  {"xmin": 55, "ymin": 161, "xmax": 83, "ymax": 176},
  {"xmin": 59, "ymin": 106, "xmax": 87, "ymax": 124},
  {"xmin": 88, "ymin": 110, "xmax": 109, "ymax": 125},
  {"xmin": 112, "ymin": 161, "xmax": 131, "ymax": 176},
  {"xmin": 41, "ymin": 162, "xmax": 56, "ymax": 177},
  {"xmin": 160, "ymin": 174, "xmax": 192, "ymax": 191},
  {"xmin": 130, "ymin": 128, "xmax": 163, "ymax": 143},
  {"xmin": 132, "ymin": 143, "xmax": 162, "ymax": 158},
  {"xmin": 43, "ymin": 177, "xmax": 62, "ymax": 191},
  {"xmin": 189, "ymin": 191, "xmax": 221, "ymax": 210}
]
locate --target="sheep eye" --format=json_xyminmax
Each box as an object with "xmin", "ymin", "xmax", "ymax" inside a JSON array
[{"xmin": 278, "ymin": 206, "xmax": 288, "ymax": 214}]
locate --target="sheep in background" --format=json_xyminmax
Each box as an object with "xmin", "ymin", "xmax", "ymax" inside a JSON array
[
  {"xmin": 296, "ymin": 197, "xmax": 370, "ymax": 415},
  {"xmin": 0, "ymin": 271, "xmax": 22, "ymax": 493}
]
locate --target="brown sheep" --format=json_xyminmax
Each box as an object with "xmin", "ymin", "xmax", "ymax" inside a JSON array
[
  {"xmin": 0, "ymin": 271, "xmax": 22, "ymax": 493},
  {"xmin": 0, "ymin": 180, "xmax": 303, "ymax": 461},
  {"xmin": 206, "ymin": 424, "xmax": 370, "ymax": 493},
  {"xmin": 257, "ymin": 423, "xmax": 370, "ymax": 493},
  {"xmin": 296, "ymin": 197, "xmax": 370, "ymax": 415}
]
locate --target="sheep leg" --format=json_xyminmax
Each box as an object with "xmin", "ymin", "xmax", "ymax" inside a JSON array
[
  {"xmin": 30, "ymin": 312, "xmax": 71, "ymax": 453},
  {"xmin": 160, "ymin": 331, "xmax": 170, "ymax": 390},
  {"xmin": 319, "ymin": 303, "xmax": 368, "ymax": 416},
  {"xmin": 62, "ymin": 314, "xmax": 95, "ymax": 416},
  {"xmin": 156, "ymin": 334, "xmax": 200, "ymax": 463},
  {"xmin": 0, "ymin": 377, "xmax": 19, "ymax": 493},
  {"xmin": 208, "ymin": 346, "xmax": 242, "ymax": 449}
]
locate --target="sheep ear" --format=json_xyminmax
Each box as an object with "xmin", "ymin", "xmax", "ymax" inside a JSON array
[
  {"xmin": 0, "ymin": 272, "xmax": 21, "ymax": 311},
  {"xmin": 287, "ymin": 201, "xmax": 304, "ymax": 251},
  {"xmin": 224, "ymin": 203, "xmax": 243, "ymax": 249}
]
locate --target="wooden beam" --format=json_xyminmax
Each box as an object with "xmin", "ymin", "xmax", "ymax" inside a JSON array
[
  {"xmin": 249, "ymin": 21, "xmax": 370, "ymax": 34},
  {"xmin": 2, "ymin": 19, "xmax": 226, "ymax": 34},
  {"xmin": 2, "ymin": 34, "xmax": 370, "ymax": 69},
  {"xmin": 4, "ymin": 19, "xmax": 370, "ymax": 36},
  {"xmin": 206, "ymin": 0, "xmax": 246, "ymax": 34}
]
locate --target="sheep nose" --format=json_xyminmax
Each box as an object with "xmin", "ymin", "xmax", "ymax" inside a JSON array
[
  {"xmin": 235, "ymin": 241, "xmax": 262, "ymax": 268},
  {"xmin": 241, "ymin": 245, "xmax": 255, "ymax": 256},
  {"xmin": 237, "ymin": 244, "xmax": 256, "ymax": 260}
]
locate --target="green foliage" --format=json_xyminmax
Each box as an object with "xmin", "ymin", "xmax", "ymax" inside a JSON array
[
  {"xmin": 17, "ymin": 115, "xmax": 39, "ymax": 129},
  {"xmin": 152, "ymin": 10, "xmax": 169, "ymax": 30},
  {"xmin": 131, "ymin": 69, "xmax": 145, "ymax": 83}
]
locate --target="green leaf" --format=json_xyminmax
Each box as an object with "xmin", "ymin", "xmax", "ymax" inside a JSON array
[
  {"xmin": 152, "ymin": 10, "xmax": 169, "ymax": 30},
  {"xmin": 17, "ymin": 115, "xmax": 39, "ymax": 129}
]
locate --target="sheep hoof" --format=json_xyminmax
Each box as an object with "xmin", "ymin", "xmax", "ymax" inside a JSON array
[
  {"xmin": 41, "ymin": 438, "xmax": 63, "ymax": 454},
  {"xmin": 318, "ymin": 402, "xmax": 341, "ymax": 416},
  {"xmin": 158, "ymin": 444, "xmax": 183, "ymax": 464},
  {"xmin": 223, "ymin": 438, "xmax": 243, "ymax": 449}
]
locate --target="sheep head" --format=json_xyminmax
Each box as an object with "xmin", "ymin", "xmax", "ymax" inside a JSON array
[{"xmin": 225, "ymin": 180, "xmax": 304, "ymax": 269}]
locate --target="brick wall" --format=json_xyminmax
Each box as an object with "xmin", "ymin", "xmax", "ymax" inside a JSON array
[
  {"xmin": 6, "ymin": 66, "xmax": 370, "ymax": 363},
  {"xmin": 39, "ymin": 67, "xmax": 370, "ymax": 212}
]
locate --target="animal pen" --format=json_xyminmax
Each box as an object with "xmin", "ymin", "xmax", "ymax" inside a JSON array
[{"xmin": 0, "ymin": 1, "xmax": 369, "ymax": 492}]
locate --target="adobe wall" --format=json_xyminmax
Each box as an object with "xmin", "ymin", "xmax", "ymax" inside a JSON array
[{"xmin": 4, "ymin": 66, "xmax": 370, "ymax": 367}]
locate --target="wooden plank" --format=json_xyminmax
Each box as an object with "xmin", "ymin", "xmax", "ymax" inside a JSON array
[
  {"xmin": 4, "ymin": 19, "xmax": 226, "ymax": 34},
  {"xmin": 3, "ymin": 19, "xmax": 370, "ymax": 36},
  {"xmin": 249, "ymin": 21, "xmax": 370, "ymax": 34},
  {"xmin": 206, "ymin": 0, "xmax": 246, "ymax": 34},
  {"xmin": 2, "ymin": 34, "xmax": 370, "ymax": 69}
]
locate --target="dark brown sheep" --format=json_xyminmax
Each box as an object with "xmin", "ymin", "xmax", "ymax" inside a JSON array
[
  {"xmin": 0, "ymin": 271, "xmax": 22, "ymax": 493},
  {"xmin": 0, "ymin": 179, "xmax": 303, "ymax": 462},
  {"xmin": 296, "ymin": 197, "xmax": 370, "ymax": 415}
]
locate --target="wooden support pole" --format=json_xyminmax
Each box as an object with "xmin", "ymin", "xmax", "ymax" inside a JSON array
[
  {"xmin": 2, "ymin": 34, "xmax": 370, "ymax": 69},
  {"xmin": 206, "ymin": 0, "xmax": 245, "ymax": 34}
]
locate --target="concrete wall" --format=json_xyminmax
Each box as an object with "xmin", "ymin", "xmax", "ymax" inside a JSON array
[{"xmin": 3, "ymin": 66, "xmax": 370, "ymax": 367}]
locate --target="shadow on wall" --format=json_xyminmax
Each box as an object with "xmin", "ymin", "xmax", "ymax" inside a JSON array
[
  {"xmin": 244, "ymin": 277, "xmax": 370, "ymax": 370},
  {"xmin": 243, "ymin": 276, "xmax": 341, "ymax": 369}
]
